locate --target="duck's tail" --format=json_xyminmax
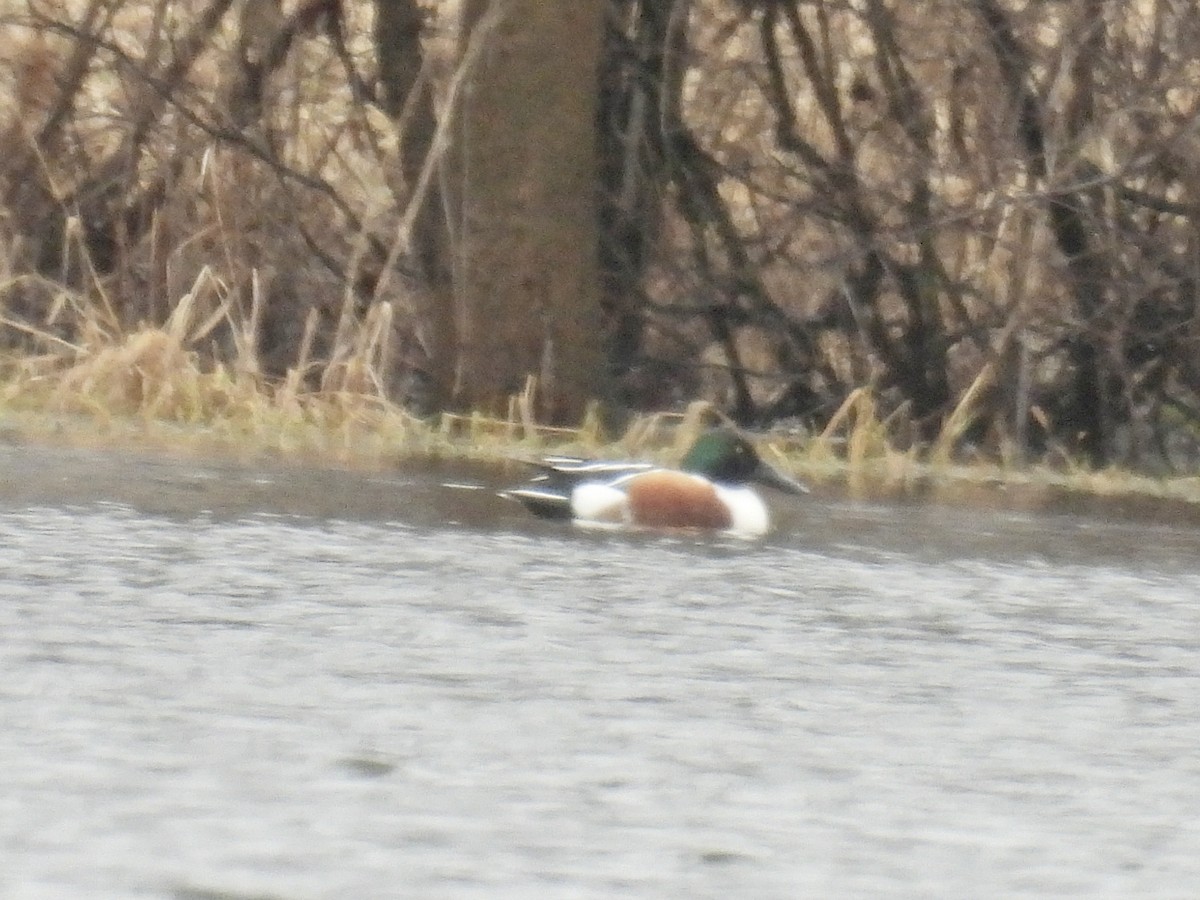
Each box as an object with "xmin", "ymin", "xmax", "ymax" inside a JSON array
[
  {"xmin": 499, "ymin": 484, "xmax": 574, "ymax": 520},
  {"xmin": 501, "ymin": 458, "xmax": 655, "ymax": 521}
]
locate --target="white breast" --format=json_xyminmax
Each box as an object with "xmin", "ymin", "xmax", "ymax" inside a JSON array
[{"xmin": 713, "ymin": 485, "xmax": 771, "ymax": 537}]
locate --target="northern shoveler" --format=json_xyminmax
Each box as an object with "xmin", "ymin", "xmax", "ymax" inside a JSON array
[{"xmin": 501, "ymin": 429, "xmax": 808, "ymax": 537}]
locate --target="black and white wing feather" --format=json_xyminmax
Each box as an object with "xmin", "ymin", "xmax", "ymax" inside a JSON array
[{"xmin": 500, "ymin": 457, "xmax": 656, "ymax": 520}]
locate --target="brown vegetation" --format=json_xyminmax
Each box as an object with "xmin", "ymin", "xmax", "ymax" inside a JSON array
[{"xmin": 1, "ymin": 1, "xmax": 1199, "ymax": 474}]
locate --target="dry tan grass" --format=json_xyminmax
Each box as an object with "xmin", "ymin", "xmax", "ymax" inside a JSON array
[
  {"xmin": 2, "ymin": 301, "xmax": 1199, "ymax": 521},
  {"xmin": 0, "ymin": 1, "xmax": 1198, "ymax": 520}
]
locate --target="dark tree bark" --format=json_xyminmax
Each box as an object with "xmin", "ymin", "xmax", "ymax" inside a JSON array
[
  {"xmin": 450, "ymin": 0, "xmax": 609, "ymax": 421},
  {"xmin": 375, "ymin": 0, "xmax": 454, "ymax": 413},
  {"xmin": 972, "ymin": 0, "xmax": 1112, "ymax": 464}
]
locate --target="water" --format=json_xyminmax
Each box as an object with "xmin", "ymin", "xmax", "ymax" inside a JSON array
[{"xmin": 1, "ymin": 445, "xmax": 1199, "ymax": 898}]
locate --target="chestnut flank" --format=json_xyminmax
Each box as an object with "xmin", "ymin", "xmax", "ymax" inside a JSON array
[{"xmin": 625, "ymin": 471, "xmax": 733, "ymax": 529}]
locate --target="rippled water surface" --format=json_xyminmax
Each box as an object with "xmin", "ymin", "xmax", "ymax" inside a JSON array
[{"xmin": 2, "ymin": 445, "xmax": 1200, "ymax": 898}]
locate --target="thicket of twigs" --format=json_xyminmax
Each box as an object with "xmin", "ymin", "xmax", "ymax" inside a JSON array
[{"xmin": 1, "ymin": 1, "xmax": 1199, "ymax": 472}]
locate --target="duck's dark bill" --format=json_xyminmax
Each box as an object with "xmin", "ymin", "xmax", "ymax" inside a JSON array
[{"xmin": 754, "ymin": 461, "xmax": 810, "ymax": 495}]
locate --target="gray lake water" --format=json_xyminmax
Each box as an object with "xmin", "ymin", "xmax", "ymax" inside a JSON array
[{"xmin": 2, "ymin": 444, "xmax": 1199, "ymax": 899}]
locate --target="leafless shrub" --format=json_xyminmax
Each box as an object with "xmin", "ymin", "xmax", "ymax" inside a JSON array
[
  {"xmin": 1, "ymin": 0, "xmax": 1198, "ymax": 469},
  {"xmin": 615, "ymin": 0, "xmax": 1200, "ymax": 469}
]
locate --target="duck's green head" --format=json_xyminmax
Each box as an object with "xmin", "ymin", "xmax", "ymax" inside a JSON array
[{"xmin": 680, "ymin": 429, "xmax": 809, "ymax": 495}]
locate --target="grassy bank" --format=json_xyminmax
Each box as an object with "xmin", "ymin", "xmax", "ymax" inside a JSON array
[
  {"xmin": 4, "ymin": 1, "xmax": 1200, "ymax": 532},
  {"xmin": 3, "ymin": 319, "xmax": 1200, "ymax": 528}
]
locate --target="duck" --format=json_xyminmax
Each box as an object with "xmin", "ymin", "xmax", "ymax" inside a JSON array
[{"xmin": 500, "ymin": 428, "xmax": 808, "ymax": 537}]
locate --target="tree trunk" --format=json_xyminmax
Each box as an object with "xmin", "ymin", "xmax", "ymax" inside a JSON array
[
  {"xmin": 375, "ymin": 0, "xmax": 454, "ymax": 413},
  {"xmin": 451, "ymin": 0, "xmax": 608, "ymax": 422},
  {"xmin": 972, "ymin": 0, "xmax": 1111, "ymax": 464}
]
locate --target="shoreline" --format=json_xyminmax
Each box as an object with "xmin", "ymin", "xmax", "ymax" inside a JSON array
[{"xmin": 2, "ymin": 403, "xmax": 1199, "ymax": 530}]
